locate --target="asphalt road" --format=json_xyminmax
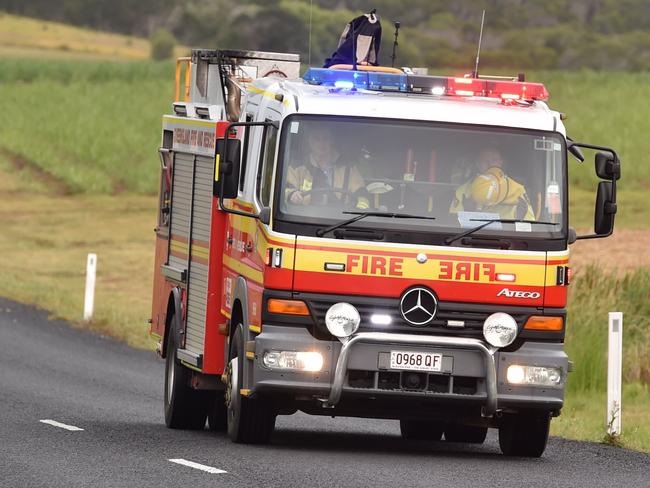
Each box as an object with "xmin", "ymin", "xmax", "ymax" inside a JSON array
[{"xmin": 1, "ymin": 297, "xmax": 648, "ymax": 488}]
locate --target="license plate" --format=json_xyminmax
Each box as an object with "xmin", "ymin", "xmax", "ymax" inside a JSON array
[{"xmin": 390, "ymin": 350, "xmax": 442, "ymax": 372}]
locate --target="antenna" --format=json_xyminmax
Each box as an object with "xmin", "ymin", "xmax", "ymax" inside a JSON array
[
  {"xmin": 473, "ymin": 10, "xmax": 486, "ymax": 78},
  {"xmin": 308, "ymin": 0, "xmax": 313, "ymax": 66},
  {"xmin": 391, "ymin": 21, "xmax": 400, "ymax": 67}
]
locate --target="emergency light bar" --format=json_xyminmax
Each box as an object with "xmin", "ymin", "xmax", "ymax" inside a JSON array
[{"xmin": 303, "ymin": 68, "xmax": 549, "ymax": 102}]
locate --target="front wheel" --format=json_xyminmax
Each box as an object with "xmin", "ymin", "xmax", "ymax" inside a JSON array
[
  {"xmin": 400, "ymin": 419, "xmax": 444, "ymax": 441},
  {"xmin": 443, "ymin": 424, "xmax": 488, "ymax": 444},
  {"xmin": 226, "ymin": 324, "xmax": 276, "ymax": 443},
  {"xmin": 499, "ymin": 413, "xmax": 550, "ymax": 457},
  {"xmin": 164, "ymin": 315, "xmax": 209, "ymax": 429}
]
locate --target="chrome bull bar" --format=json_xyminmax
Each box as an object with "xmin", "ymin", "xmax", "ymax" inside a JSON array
[{"xmin": 323, "ymin": 332, "xmax": 498, "ymax": 416}]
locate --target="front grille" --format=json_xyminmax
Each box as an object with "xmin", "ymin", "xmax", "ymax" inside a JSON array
[
  {"xmin": 306, "ymin": 296, "xmax": 531, "ymax": 338},
  {"xmin": 347, "ymin": 369, "xmax": 479, "ymax": 396}
]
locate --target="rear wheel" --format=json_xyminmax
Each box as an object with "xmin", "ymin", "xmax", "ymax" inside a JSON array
[
  {"xmin": 444, "ymin": 424, "xmax": 488, "ymax": 444},
  {"xmin": 164, "ymin": 314, "xmax": 209, "ymax": 429},
  {"xmin": 207, "ymin": 391, "xmax": 227, "ymax": 431},
  {"xmin": 499, "ymin": 413, "xmax": 550, "ymax": 457},
  {"xmin": 400, "ymin": 419, "xmax": 444, "ymax": 441},
  {"xmin": 226, "ymin": 324, "xmax": 276, "ymax": 443}
]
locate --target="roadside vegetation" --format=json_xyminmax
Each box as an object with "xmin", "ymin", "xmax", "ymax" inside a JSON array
[
  {"xmin": 0, "ymin": 12, "xmax": 151, "ymax": 60},
  {"xmin": 0, "ymin": 44, "xmax": 649, "ymax": 451}
]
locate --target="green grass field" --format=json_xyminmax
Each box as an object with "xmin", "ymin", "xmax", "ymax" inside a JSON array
[{"xmin": 0, "ymin": 59, "xmax": 648, "ymax": 197}]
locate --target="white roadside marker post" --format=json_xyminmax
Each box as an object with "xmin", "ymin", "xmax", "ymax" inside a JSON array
[
  {"xmin": 83, "ymin": 253, "xmax": 97, "ymax": 321},
  {"xmin": 607, "ymin": 311, "xmax": 623, "ymax": 436}
]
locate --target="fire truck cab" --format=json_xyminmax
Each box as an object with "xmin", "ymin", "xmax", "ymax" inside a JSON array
[{"xmin": 150, "ymin": 49, "xmax": 620, "ymax": 457}]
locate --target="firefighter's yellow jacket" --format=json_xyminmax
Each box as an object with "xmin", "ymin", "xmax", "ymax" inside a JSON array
[
  {"xmin": 450, "ymin": 176, "xmax": 535, "ymax": 220},
  {"xmin": 285, "ymin": 161, "xmax": 370, "ymax": 209}
]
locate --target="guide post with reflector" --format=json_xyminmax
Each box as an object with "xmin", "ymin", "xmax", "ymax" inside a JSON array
[
  {"xmin": 607, "ymin": 312, "xmax": 623, "ymax": 436},
  {"xmin": 83, "ymin": 253, "xmax": 97, "ymax": 322}
]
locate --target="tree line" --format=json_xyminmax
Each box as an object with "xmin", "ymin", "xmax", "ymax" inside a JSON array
[{"xmin": 2, "ymin": 0, "xmax": 650, "ymax": 70}]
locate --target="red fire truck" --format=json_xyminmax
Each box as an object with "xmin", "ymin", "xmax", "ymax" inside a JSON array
[{"xmin": 150, "ymin": 49, "xmax": 620, "ymax": 457}]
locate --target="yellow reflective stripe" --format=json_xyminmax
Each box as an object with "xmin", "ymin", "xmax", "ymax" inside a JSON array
[
  {"xmin": 240, "ymin": 388, "xmax": 251, "ymax": 397},
  {"xmin": 215, "ymin": 153, "xmax": 220, "ymax": 182},
  {"xmin": 162, "ymin": 115, "xmax": 217, "ymax": 128},
  {"xmin": 249, "ymin": 325, "xmax": 261, "ymax": 334},
  {"xmin": 223, "ymin": 254, "xmax": 263, "ymax": 283},
  {"xmin": 245, "ymin": 351, "xmax": 255, "ymax": 360},
  {"xmin": 246, "ymin": 85, "xmax": 290, "ymax": 106},
  {"xmin": 181, "ymin": 360, "xmax": 203, "ymax": 372},
  {"xmin": 170, "ymin": 240, "xmax": 210, "ymax": 260}
]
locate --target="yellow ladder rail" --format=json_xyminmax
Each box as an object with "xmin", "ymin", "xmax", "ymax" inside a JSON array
[{"xmin": 175, "ymin": 57, "xmax": 192, "ymax": 103}]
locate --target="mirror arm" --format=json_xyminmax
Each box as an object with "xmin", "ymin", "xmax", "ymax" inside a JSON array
[{"xmin": 575, "ymin": 230, "xmax": 613, "ymax": 241}]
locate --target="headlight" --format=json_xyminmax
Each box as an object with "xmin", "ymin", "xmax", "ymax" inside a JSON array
[
  {"xmin": 263, "ymin": 351, "xmax": 323, "ymax": 372},
  {"xmin": 507, "ymin": 365, "xmax": 563, "ymax": 387},
  {"xmin": 483, "ymin": 312, "xmax": 518, "ymax": 347},
  {"xmin": 325, "ymin": 302, "xmax": 360, "ymax": 338}
]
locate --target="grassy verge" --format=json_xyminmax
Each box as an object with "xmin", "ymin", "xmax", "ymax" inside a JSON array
[
  {"xmin": 566, "ymin": 266, "xmax": 650, "ymax": 389},
  {"xmin": 551, "ymin": 383, "xmax": 650, "ymax": 452},
  {"xmin": 0, "ymin": 153, "xmax": 157, "ymax": 349}
]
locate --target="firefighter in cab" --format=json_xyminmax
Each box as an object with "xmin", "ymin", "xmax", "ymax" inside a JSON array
[
  {"xmin": 285, "ymin": 127, "xmax": 370, "ymax": 210},
  {"xmin": 450, "ymin": 147, "xmax": 535, "ymax": 220}
]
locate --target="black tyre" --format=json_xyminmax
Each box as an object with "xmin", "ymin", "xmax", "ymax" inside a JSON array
[
  {"xmin": 499, "ymin": 413, "xmax": 551, "ymax": 457},
  {"xmin": 226, "ymin": 324, "xmax": 276, "ymax": 443},
  {"xmin": 444, "ymin": 424, "xmax": 488, "ymax": 444},
  {"xmin": 207, "ymin": 391, "xmax": 227, "ymax": 431},
  {"xmin": 400, "ymin": 419, "xmax": 444, "ymax": 441},
  {"xmin": 164, "ymin": 315, "xmax": 209, "ymax": 429}
]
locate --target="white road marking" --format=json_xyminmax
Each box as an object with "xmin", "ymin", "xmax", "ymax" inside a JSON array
[
  {"xmin": 39, "ymin": 419, "xmax": 84, "ymax": 431},
  {"xmin": 168, "ymin": 458, "xmax": 227, "ymax": 474}
]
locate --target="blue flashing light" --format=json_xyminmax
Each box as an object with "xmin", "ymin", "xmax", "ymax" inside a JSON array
[
  {"xmin": 303, "ymin": 67, "xmax": 368, "ymax": 90},
  {"xmin": 367, "ymin": 72, "xmax": 408, "ymax": 92},
  {"xmin": 334, "ymin": 80, "xmax": 355, "ymax": 89}
]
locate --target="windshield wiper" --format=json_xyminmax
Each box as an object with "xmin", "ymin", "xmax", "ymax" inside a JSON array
[
  {"xmin": 444, "ymin": 219, "xmax": 558, "ymax": 245},
  {"xmin": 316, "ymin": 211, "xmax": 435, "ymax": 237}
]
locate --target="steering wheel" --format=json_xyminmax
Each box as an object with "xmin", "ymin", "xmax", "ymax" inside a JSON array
[
  {"xmin": 365, "ymin": 181, "xmax": 396, "ymax": 195},
  {"xmin": 291, "ymin": 187, "xmax": 357, "ymax": 207}
]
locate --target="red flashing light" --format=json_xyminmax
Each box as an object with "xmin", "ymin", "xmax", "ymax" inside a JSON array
[
  {"xmin": 448, "ymin": 77, "xmax": 486, "ymax": 97},
  {"xmin": 486, "ymin": 80, "xmax": 549, "ymax": 101},
  {"xmin": 445, "ymin": 77, "xmax": 549, "ymax": 102}
]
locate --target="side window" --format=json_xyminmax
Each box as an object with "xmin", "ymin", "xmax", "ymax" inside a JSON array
[
  {"xmin": 257, "ymin": 123, "xmax": 278, "ymax": 207},
  {"xmin": 239, "ymin": 113, "xmax": 254, "ymax": 192},
  {"xmin": 158, "ymin": 148, "xmax": 172, "ymax": 231}
]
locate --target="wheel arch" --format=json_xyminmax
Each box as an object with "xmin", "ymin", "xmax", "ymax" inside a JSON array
[{"xmin": 162, "ymin": 287, "xmax": 183, "ymax": 359}]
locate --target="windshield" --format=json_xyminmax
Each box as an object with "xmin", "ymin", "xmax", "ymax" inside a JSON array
[{"xmin": 275, "ymin": 115, "xmax": 566, "ymax": 242}]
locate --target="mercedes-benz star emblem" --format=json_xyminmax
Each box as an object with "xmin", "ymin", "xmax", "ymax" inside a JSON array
[{"xmin": 400, "ymin": 287, "xmax": 438, "ymax": 326}]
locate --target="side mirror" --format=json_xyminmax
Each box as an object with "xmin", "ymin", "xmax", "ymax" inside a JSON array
[
  {"xmin": 214, "ymin": 138, "xmax": 241, "ymax": 199},
  {"xmin": 594, "ymin": 181, "xmax": 616, "ymax": 235},
  {"xmin": 595, "ymin": 152, "xmax": 621, "ymax": 181}
]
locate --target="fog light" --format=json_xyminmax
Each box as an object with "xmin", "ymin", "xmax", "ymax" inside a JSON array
[
  {"xmin": 325, "ymin": 302, "xmax": 360, "ymax": 338},
  {"xmin": 370, "ymin": 313, "xmax": 392, "ymax": 325},
  {"xmin": 262, "ymin": 351, "xmax": 323, "ymax": 372},
  {"xmin": 506, "ymin": 365, "xmax": 526, "ymax": 384},
  {"xmin": 506, "ymin": 365, "xmax": 563, "ymax": 386},
  {"xmin": 483, "ymin": 312, "xmax": 518, "ymax": 348}
]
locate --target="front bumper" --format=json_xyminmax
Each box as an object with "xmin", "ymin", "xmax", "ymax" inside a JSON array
[{"xmin": 251, "ymin": 325, "xmax": 568, "ymax": 416}]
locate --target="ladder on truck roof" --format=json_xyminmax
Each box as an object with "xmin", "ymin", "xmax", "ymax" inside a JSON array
[{"xmin": 173, "ymin": 49, "xmax": 300, "ymax": 122}]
